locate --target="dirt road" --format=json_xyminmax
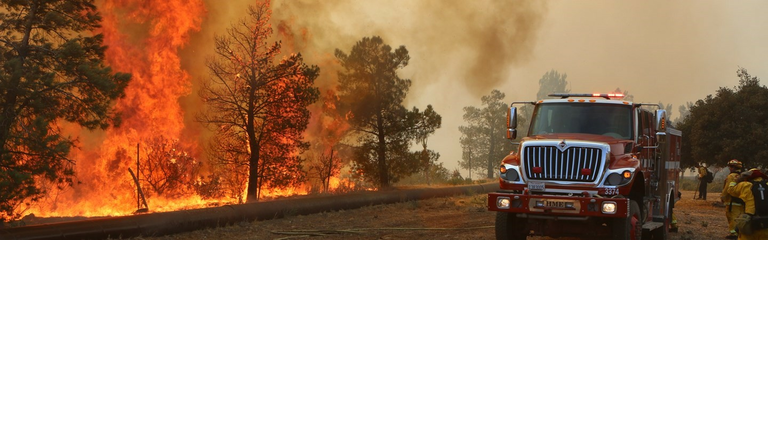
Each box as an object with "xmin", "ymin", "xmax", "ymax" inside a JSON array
[{"xmin": 156, "ymin": 189, "xmax": 730, "ymax": 240}]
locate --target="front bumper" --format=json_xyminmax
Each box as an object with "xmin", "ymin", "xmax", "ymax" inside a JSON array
[{"xmin": 488, "ymin": 192, "xmax": 629, "ymax": 218}]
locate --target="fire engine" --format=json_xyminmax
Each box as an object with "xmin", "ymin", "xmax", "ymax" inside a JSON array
[{"xmin": 487, "ymin": 93, "xmax": 682, "ymax": 240}]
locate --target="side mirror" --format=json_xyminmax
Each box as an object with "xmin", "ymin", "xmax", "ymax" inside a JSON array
[
  {"xmin": 655, "ymin": 109, "xmax": 667, "ymax": 132},
  {"xmin": 655, "ymin": 109, "xmax": 667, "ymax": 144},
  {"xmin": 507, "ymin": 106, "xmax": 518, "ymax": 140}
]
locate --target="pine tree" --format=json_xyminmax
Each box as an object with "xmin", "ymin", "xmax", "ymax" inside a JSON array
[
  {"xmin": 0, "ymin": 0, "xmax": 131, "ymax": 221},
  {"xmin": 335, "ymin": 36, "xmax": 441, "ymax": 188},
  {"xmin": 459, "ymin": 90, "xmax": 511, "ymax": 179}
]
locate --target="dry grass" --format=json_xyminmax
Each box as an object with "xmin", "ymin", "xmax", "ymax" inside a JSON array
[
  {"xmin": 155, "ymin": 188, "xmax": 730, "ymax": 240},
  {"xmin": 669, "ymin": 190, "xmax": 730, "ymax": 240}
]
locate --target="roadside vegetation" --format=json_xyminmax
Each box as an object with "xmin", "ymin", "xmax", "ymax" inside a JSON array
[{"xmin": 676, "ymin": 68, "xmax": 768, "ymax": 170}]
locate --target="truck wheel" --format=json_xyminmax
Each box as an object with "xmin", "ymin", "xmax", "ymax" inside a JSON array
[
  {"xmin": 612, "ymin": 200, "xmax": 642, "ymax": 240},
  {"xmin": 650, "ymin": 197, "xmax": 673, "ymax": 240},
  {"xmin": 649, "ymin": 221, "xmax": 668, "ymax": 240},
  {"xmin": 495, "ymin": 212, "xmax": 528, "ymax": 240}
]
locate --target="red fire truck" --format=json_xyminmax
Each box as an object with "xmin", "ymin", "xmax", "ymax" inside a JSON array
[{"xmin": 487, "ymin": 93, "xmax": 682, "ymax": 240}]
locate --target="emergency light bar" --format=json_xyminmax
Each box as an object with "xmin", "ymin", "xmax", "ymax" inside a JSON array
[{"xmin": 548, "ymin": 93, "xmax": 625, "ymax": 100}]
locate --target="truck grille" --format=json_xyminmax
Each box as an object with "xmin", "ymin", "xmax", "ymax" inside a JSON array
[{"xmin": 523, "ymin": 145, "xmax": 603, "ymax": 182}]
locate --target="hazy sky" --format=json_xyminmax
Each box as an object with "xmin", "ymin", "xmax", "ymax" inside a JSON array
[
  {"xmin": 200, "ymin": 0, "xmax": 768, "ymax": 175},
  {"xmin": 416, "ymin": 0, "xmax": 768, "ymax": 174}
]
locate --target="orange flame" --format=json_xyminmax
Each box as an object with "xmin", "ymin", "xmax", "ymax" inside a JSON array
[
  {"xmin": 25, "ymin": 1, "xmax": 354, "ymax": 220},
  {"xmin": 28, "ymin": 0, "xmax": 209, "ymax": 217}
]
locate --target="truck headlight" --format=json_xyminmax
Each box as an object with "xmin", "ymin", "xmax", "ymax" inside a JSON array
[
  {"xmin": 500, "ymin": 165, "xmax": 520, "ymax": 182},
  {"xmin": 497, "ymin": 197, "xmax": 511, "ymax": 209},
  {"xmin": 606, "ymin": 173, "xmax": 623, "ymax": 186},
  {"xmin": 602, "ymin": 202, "xmax": 618, "ymax": 214},
  {"xmin": 605, "ymin": 170, "xmax": 633, "ymax": 186}
]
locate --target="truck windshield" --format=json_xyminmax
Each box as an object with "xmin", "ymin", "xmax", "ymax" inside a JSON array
[{"xmin": 529, "ymin": 103, "xmax": 633, "ymax": 139}]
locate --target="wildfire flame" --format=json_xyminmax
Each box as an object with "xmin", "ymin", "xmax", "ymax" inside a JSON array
[
  {"xmin": 25, "ymin": 0, "xmax": 208, "ymax": 218},
  {"xmin": 25, "ymin": 0, "xmax": 349, "ymax": 220}
]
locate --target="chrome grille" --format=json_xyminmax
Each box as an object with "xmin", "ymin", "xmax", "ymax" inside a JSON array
[{"xmin": 523, "ymin": 145, "xmax": 603, "ymax": 182}]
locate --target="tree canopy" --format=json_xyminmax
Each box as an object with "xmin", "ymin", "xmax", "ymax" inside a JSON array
[
  {"xmin": 0, "ymin": 0, "xmax": 131, "ymax": 221},
  {"xmin": 518, "ymin": 69, "xmax": 571, "ymax": 137},
  {"xmin": 198, "ymin": 0, "xmax": 319, "ymax": 202},
  {"xmin": 537, "ymin": 69, "xmax": 570, "ymax": 100},
  {"xmin": 335, "ymin": 36, "xmax": 441, "ymax": 188},
  {"xmin": 676, "ymin": 68, "xmax": 768, "ymax": 169},
  {"xmin": 459, "ymin": 89, "xmax": 510, "ymax": 179}
]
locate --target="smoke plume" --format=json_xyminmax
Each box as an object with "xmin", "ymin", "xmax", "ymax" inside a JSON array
[{"xmin": 187, "ymin": 1, "xmax": 548, "ymax": 95}]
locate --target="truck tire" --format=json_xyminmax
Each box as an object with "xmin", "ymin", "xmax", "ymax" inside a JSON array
[
  {"xmin": 612, "ymin": 200, "xmax": 642, "ymax": 240},
  {"xmin": 495, "ymin": 212, "xmax": 528, "ymax": 240},
  {"xmin": 650, "ymin": 196, "xmax": 673, "ymax": 240},
  {"xmin": 649, "ymin": 222, "xmax": 668, "ymax": 240}
]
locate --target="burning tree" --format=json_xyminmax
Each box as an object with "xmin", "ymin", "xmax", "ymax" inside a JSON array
[
  {"xmin": 303, "ymin": 90, "xmax": 350, "ymax": 193},
  {"xmin": 305, "ymin": 143, "xmax": 342, "ymax": 193},
  {"xmin": 0, "ymin": 0, "xmax": 131, "ymax": 221},
  {"xmin": 139, "ymin": 136, "xmax": 201, "ymax": 199},
  {"xmin": 204, "ymin": 134, "xmax": 250, "ymax": 203},
  {"xmin": 335, "ymin": 36, "xmax": 441, "ymax": 189},
  {"xmin": 198, "ymin": 0, "xmax": 320, "ymax": 202}
]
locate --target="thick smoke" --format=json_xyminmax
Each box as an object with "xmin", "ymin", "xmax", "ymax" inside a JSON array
[
  {"xmin": 175, "ymin": 0, "xmax": 551, "ymax": 163},
  {"xmin": 192, "ymin": 0, "xmax": 549, "ymax": 97}
]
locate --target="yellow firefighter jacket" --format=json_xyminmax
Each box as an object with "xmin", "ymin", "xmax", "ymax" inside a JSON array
[
  {"xmin": 721, "ymin": 172, "xmax": 744, "ymax": 205},
  {"xmin": 698, "ymin": 166, "xmax": 707, "ymax": 179},
  {"xmin": 727, "ymin": 180, "xmax": 768, "ymax": 240}
]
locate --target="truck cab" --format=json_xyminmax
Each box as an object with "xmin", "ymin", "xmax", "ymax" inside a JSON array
[{"xmin": 487, "ymin": 93, "xmax": 682, "ymax": 240}]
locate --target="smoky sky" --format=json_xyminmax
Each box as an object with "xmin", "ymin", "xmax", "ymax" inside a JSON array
[{"xmin": 195, "ymin": 0, "xmax": 549, "ymax": 97}]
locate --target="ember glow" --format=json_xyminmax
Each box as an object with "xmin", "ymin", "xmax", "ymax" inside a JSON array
[
  {"xmin": 24, "ymin": 0, "xmax": 350, "ymax": 219},
  {"xmin": 27, "ymin": 0, "xmax": 210, "ymax": 217}
]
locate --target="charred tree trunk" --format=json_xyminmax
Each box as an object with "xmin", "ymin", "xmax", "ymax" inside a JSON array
[
  {"xmin": 322, "ymin": 148, "xmax": 336, "ymax": 193},
  {"xmin": 246, "ymin": 133, "xmax": 260, "ymax": 202},
  {"xmin": 246, "ymin": 92, "xmax": 261, "ymax": 202}
]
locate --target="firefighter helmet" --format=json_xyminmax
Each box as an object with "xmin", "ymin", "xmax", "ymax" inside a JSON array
[{"xmin": 728, "ymin": 159, "xmax": 743, "ymax": 168}]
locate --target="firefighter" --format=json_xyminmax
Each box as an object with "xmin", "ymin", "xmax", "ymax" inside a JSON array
[
  {"xmin": 727, "ymin": 168, "xmax": 768, "ymax": 240},
  {"xmin": 721, "ymin": 159, "xmax": 744, "ymax": 239},
  {"xmin": 697, "ymin": 163, "xmax": 708, "ymax": 200}
]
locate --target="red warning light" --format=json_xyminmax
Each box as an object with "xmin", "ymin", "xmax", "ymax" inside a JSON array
[{"xmin": 592, "ymin": 93, "xmax": 625, "ymax": 99}]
